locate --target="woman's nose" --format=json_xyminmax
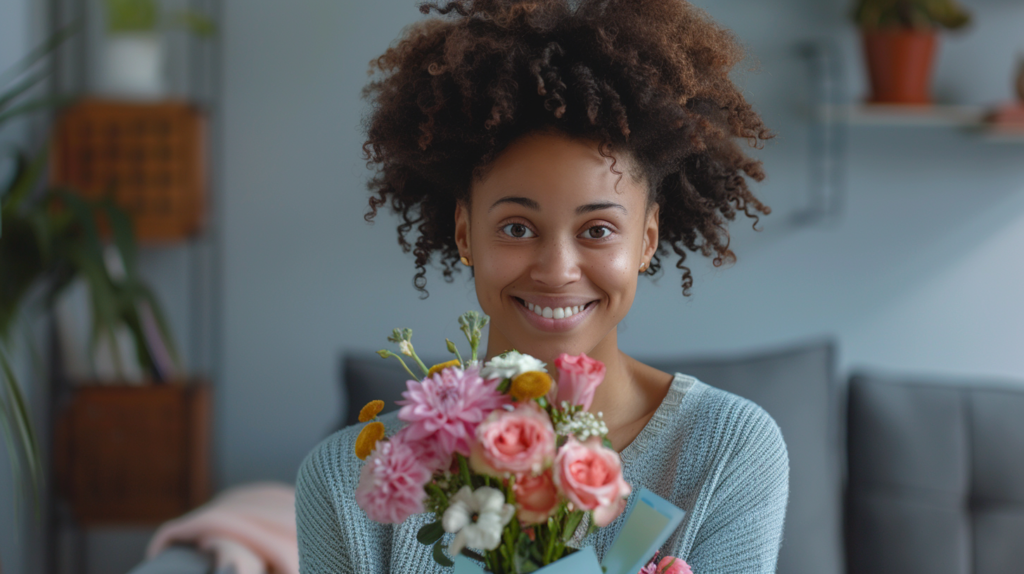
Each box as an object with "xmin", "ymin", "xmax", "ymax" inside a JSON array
[{"xmin": 529, "ymin": 238, "xmax": 582, "ymax": 287}]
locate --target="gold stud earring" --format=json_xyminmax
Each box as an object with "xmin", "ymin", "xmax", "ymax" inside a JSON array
[{"xmin": 460, "ymin": 256, "xmax": 472, "ymax": 267}]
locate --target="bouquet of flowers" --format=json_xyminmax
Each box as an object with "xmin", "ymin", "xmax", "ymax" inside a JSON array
[{"xmin": 352, "ymin": 311, "xmax": 632, "ymax": 573}]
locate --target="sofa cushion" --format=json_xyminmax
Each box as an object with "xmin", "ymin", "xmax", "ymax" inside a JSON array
[
  {"xmin": 846, "ymin": 374, "xmax": 1024, "ymax": 574},
  {"xmin": 647, "ymin": 340, "xmax": 841, "ymax": 574}
]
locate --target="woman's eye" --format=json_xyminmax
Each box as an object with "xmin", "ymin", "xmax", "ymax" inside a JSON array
[
  {"xmin": 502, "ymin": 223, "xmax": 535, "ymax": 238},
  {"xmin": 584, "ymin": 225, "xmax": 611, "ymax": 239}
]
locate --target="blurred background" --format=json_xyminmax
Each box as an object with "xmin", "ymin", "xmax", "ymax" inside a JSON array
[{"xmin": 2, "ymin": 0, "xmax": 1023, "ymax": 573}]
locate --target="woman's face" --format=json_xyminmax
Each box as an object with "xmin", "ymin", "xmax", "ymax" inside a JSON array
[{"xmin": 455, "ymin": 130, "xmax": 659, "ymax": 364}]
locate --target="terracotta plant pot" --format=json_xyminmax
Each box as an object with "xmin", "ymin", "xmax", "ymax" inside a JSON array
[{"xmin": 862, "ymin": 29, "xmax": 938, "ymax": 104}]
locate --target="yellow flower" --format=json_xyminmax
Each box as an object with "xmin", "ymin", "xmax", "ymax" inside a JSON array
[
  {"xmin": 427, "ymin": 359, "xmax": 461, "ymax": 378},
  {"xmin": 510, "ymin": 371, "xmax": 553, "ymax": 401},
  {"xmin": 358, "ymin": 400, "xmax": 385, "ymax": 423},
  {"xmin": 355, "ymin": 422, "xmax": 386, "ymax": 460}
]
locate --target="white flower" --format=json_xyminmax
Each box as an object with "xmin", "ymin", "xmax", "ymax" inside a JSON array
[
  {"xmin": 481, "ymin": 351, "xmax": 547, "ymax": 381},
  {"xmin": 441, "ymin": 486, "xmax": 515, "ymax": 555},
  {"xmin": 399, "ymin": 340, "xmax": 414, "ymax": 357},
  {"xmin": 555, "ymin": 410, "xmax": 609, "ymax": 441}
]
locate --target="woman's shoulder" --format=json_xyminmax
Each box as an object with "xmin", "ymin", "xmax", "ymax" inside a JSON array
[
  {"xmin": 669, "ymin": 374, "xmax": 788, "ymax": 469},
  {"xmin": 297, "ymin": 411, "xmax": 407, "ymax": 489}
]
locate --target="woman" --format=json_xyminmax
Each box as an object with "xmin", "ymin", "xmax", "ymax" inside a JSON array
[{"xmin": 296, "ymin": 0, "xmax": 788, "ymax": 572}]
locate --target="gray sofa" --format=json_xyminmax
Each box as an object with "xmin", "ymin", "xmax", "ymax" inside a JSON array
[{"xmin": 134, "ymin": 342, "xmax": 1024, "ymax": 573}]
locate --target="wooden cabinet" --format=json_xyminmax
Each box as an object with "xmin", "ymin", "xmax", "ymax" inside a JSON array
[
  {"xmin": 53, "ymin": 381, "xmax": 211, "ymax": 526},
  {"xmin": 50, "ymin": 99, "xmax": 207, "ymax": 243}
]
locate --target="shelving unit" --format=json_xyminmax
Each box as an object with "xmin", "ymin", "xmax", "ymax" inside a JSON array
[
  {"xmin": 796, "ymin": 41, "xmax": 1024, "ymax": 228},
  {"xmin": 818, "ymin": 104, "xmax": 1024, "ymax": 142}
]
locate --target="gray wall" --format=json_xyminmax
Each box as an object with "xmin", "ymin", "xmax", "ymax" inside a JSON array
[{"xmin": 218, "ymin": 0, "xmax": 1024, "ymax": 490}]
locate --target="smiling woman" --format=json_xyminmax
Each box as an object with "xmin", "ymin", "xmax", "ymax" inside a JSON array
[{"xmin": 296, "ymin": 1, "xmax": 788, "ymax": 573}]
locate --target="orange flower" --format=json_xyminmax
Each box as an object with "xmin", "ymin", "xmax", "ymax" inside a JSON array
[
  {"xmin": 426, "ymin": 359, "xmax": 461, "ymax": 378},
  {"xmin": 355, "ymin": 422, "xmax": 386, "ymax": 460},
  {"xmin": 358, "ymin": 400, "xmax": 385, "ymax": 423},
  {"xmin": 510, "ymin": 371, "xmax": 552, "ymax": 401}
]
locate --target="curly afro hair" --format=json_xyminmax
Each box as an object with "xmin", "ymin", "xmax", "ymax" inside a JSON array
[{"xmin": 362, "ymin": 0, "xmax": 771, "ymax": 297}]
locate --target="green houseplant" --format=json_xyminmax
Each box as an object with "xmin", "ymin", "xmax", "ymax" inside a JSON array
[
  {"xmin": 101, "ymin": 0, "xmax": 215, "ymax": 98},
  {"xmin": 1, "ymin": 29, "xmax": 181, "ymax": 525},
  {"xmin": 852, "ymin": 0, "xmax": 971, "ymax": 104}
]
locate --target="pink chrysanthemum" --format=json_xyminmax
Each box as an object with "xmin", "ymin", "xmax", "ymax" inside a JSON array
[
  {"xmin": 397, "ymin": 365, "xmax": 508, "ymax": 457},
  {"xmin": 391, "ymin": 426, "xmax": 450, "ymax": 473},
  {"xmin": 355, "ymin": 437, "xmax": 432, "ymax": 524}
]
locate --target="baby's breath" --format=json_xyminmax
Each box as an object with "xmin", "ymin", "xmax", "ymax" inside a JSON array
[{"xmin": 555, "ymin": 410, "xmax": 609, "ymax": 442}]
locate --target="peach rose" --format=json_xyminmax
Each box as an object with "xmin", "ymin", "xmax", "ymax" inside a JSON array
[
  {"xmin": 548, "ymin": 353, "xmax": 605, "ymax": 411},
  {"xmin": 471, "ymin": 403, "xmax": 556, "ymax": 476},
  {"xmin": 553, "ymin": 436, "xmax": 630, "ymax": 527},
  {"xmin": 513, "ymin": 469, "xmax": 560, "ymax": 524}
]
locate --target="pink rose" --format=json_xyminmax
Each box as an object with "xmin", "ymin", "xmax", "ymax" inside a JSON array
[
  {"xmin": 553, "ymin": 436, "xmax": 631, "ymax": 527},
  {"xmin": 548, "ymin": 353, "xmax": 605, "ymax": 411},
  {"xmin": 513, "ymin": 469, "xmax": 560, "ymax": 525},
  {"xmin": 656, "ymin": 557, "xmax": 692, "ymax": 574},
  {"xmin": 470, "ymin": 403, "xmax": 556, "ymax": 476}
]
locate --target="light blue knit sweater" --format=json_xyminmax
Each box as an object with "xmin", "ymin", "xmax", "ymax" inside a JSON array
[{"xmin": 295, "ymin": 374, "xmax": 789, "ymax": 573}]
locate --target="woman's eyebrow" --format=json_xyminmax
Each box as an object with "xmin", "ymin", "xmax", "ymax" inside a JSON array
[
  {"xmin": 489, "ymin": 196, "xmax": 540, "ymax": 212},
  {"xmin": 576, "ymin": 202, "xmax": 627, "ymax": 215}
]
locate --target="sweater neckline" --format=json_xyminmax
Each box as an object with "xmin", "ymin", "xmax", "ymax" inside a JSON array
[{"xmin": 618, "ymin": 373, "xmax": 698, "ymax": 464}]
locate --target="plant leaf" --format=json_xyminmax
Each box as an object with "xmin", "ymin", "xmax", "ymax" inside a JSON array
[
  {"xmin": 97, "ymin": 198, "xmax": 138, "ymax": 278},
  {"xmin": 0, "ymin": 22, "xmax": 78, "ymax": 88},
  {"xmin": 0, "ymin": 347, "xmax": 41, "ymax": 519},
  {"xmin": 0, "ymin": 95, "xmax": 74, "ymax": 129},
  {"xmin": 416, "ymin": 521, "xmax": 445, "ymax": 546},
  {"xmin": 0, "ymin": 70, "xmax": 49, "ymax": 114},
  {"xmin": 4, "ymin": 147, "xmax": 47, "ymax": 212},
  {"xmin": 432, "ymin": 540, "xmax": 454, "ymax": 567},
  {"xmin": 561, "ymin": 509, "xmax": 585, "ymax": 542}
]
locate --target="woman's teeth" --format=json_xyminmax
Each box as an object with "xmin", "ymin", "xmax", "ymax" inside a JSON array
[{"xmin": 525, "ymin": 301, "xmax": 585, "ymax": 319}]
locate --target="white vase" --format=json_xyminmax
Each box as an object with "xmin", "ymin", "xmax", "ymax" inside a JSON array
[{"xmin": 101, "ymin": 32, "xmax": 166, "ymax": 99}]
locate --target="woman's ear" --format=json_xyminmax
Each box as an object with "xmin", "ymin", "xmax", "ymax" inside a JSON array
[
  {"xmin": 642, "ymin": 203, "xmax": 660, "ymax": 263},
  {"xmin": 454, "ymin": 201, "xmax": 472, "ymax": 260}
]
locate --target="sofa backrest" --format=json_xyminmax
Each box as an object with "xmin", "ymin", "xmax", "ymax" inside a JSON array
[
  {"xmin": 846, "ymin": 374, "xmax": 1024, "ymax": 574},
  {"xmin": 647, "ymin": 340, "xmax": 842, "ymax": 574}
]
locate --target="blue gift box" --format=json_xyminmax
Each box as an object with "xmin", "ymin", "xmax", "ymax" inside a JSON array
[{"xmin": 451, "ymin": 488, "xmax": 686, "ymax": 574}]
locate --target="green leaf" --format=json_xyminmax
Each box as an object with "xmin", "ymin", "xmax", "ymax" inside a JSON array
[
  {"xmin": 0, "ymin": 95, "xmax": 74, "ymax": 129},
  {"xmin": 416, "ymin": 521, "xmax": 445, "ymax": 546},
  {"xmin": 514, "ymin": 532, "xmax": 540, "ymax": 573},
  {"xmin": 0, "ymin": 70, "xmax": 48, "ymax": 114},
  {"xmin": 105, "ymin": 0, "xmax": 159, "ymax": 33},
  {"xmin": 0, "ymin": 347, "xmax": 41, "ymax": 519},
  {"xmin": 561, "ymin": 510, "xmax": 584, "ymax": 542},
  {"xmin": 166, "ymin": 10, "xmax": 217, "ymax": 37},
  {"xmin": 0, "ymin": 22, "xmax": 78, "ymax": 89},
  {"xmin": 432, "ymin": 540, "xmax": 454, "ymax": 567},
  {"xmin": 4, "ymin": 147, "xmax": 47, "ymax": 211},
  {"xmin": 97, "ymin": 198, "xmax": 138, "ymax": 279}
]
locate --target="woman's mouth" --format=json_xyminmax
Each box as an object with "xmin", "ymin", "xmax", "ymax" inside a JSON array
[{"xmin": 512, "ymin": 297, "xmax": 598, "ymax": 332}]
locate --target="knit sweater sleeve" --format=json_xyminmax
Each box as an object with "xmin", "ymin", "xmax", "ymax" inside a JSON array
[
  {"xmin": 685, "ymin": 398, "xmax": 790, "ymax": 574},
  {"xmin": 295, "ymin": 426, "xmax": 394, "ymax": 573}
]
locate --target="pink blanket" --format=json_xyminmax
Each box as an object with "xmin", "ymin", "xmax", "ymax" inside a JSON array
[{"xmin": 146, "ymin": 482, "xmax": 298, "ymax": 574}]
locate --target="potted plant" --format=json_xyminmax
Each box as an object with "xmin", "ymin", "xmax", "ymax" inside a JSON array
[
  {"xmin": 852, "ymin": 0, "xmax": 971, "ymax": 104},
  {"xmin": 1, "ymin": 29, "xmax": 181, "ymax": 529},
  {"xmin": 101, "ymin": 0, "xmax": 215, "ymax": 98}
]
